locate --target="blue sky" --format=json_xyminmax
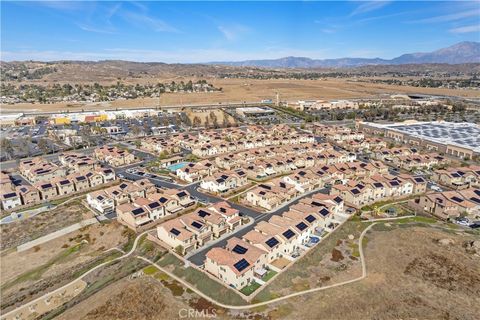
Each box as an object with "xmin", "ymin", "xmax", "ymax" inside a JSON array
[{"xmin": 1, "ymin": 1, "xmax": 479, "ymax": 62}]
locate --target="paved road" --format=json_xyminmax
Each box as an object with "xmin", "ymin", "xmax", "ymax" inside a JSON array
[{"xmin": 187, "ymin": 187, "xmax": 329, "ymax": 266}]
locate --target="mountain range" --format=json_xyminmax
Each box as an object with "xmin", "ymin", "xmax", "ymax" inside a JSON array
[{"xmin": 208, "ymin": 41, "xmax": 480, "ymax": 68}]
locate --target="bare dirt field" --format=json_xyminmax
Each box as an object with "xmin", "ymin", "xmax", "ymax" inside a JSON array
[
  {"xmin": 185, "ymin": 108, "xmax": 237, "ymax": 126},
  {"xmin": 6, "ymin": 78, "xmax": 478, "ymax": 114},
  {"xmin": 0, "ymin": 199, "xmax": 93, "ymax": 251}
]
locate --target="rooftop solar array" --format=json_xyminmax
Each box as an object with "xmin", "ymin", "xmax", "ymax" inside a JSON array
[
  {"xmin": 296, "ymin": 222, "xmax": 308, "ymax": 231},
  {"xmin": 191, "ymin": 221, "xmax": 203, "ymax": 229},
  {"xmin": 282, "ymin": 229, "xmax": 295, "ymax": 239},
  {"xmin": 377, "ymin": 122, "xmax": 480, "ymax": 152},
  {"xmin": 198, "ymin": 209, "xmax": 211, "ymax": 217},
  {"xmin": 132, "ymin": 208, "xmax": 145, "ymax": 216},
  {"xmin": 233, "ymin": 258, "xmax": 250, "ymax": 272},
  {"xmin": 305, "ymin": 214, "xmax": 316, "ymax": 223},
  {"xmin": 170, "ymin": 228, "xmax": 180, "ymax": 236},
  {"xmin": 265, "ymin": 237, "xmax": 279, "ymax": 248},
  {"xmin": 232, "ymin": 244, "xmax": 248, "ymax": 254}
]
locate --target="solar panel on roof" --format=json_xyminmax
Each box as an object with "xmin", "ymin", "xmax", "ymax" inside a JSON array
[
  {"xmin": 451, "ymin": 196, "xmax": 464, "ymax": 203},
  {"xmin": 414, "ymin": 177, "xmax": 425, "ymax": 183},
  {"xmin": 265, "ymin": 237, "xmax": 279, "ymax": 248},
  {"xmin": 232, "ymin": 244, "xmax": 248, "ymax": 254},
  {"xmin": 198, "ymin": 209, "xmax": 211, "ymax": 217},
  {"xmin": 149, "ymin": 202, "xmax": 160, "ymax": 209},
  {"xmin": 282, "ymin": 229, "xmax": 295, "ymax": 239},
  {"xmin": 59, "ymin": 180, "xmax": 69, "ymax": 185},
  {"xmin": 305, "ymin": 215, "xmax": 316, "ymax": 223},
  {"xmin": 319, "ymin": 208, "xmax": 329, "ymax": 216},
  {"xmin": 170, "ymin": 228, "xmax": 180, "ymax": 236},
  {"xmin": 191, "ymin": 221, "xmax": 203, "ymax": 229},
  {"xmin": 4, "ymin": 192, "xmax": 16, "ymax": 198},
  {"xmin": 233, "ymin": 258, "xmax": 250, "ymax": 272},
  {"xmin": 296, "ymin": 222, "xmax": 308, "ymax": 231},
  {"xmin": 351, "ymin": 189, "xmax": 360, "ymax": 195},
  {"xmin": 470, "ymin": 197, "xmax": 480, "ymax": 204},
  {"xmin": 132, "ymin": 208, "xmax": 145, "ymax": 215},
  {"xmin": 373, "ymin": 182, "xmax": 383, "ymax": 188},
  {"xmin": 41, "ymin": 183, "xmax": 53, "ymax": 188},
  {"xmin": 177, "ymin": 191, "xmax": 187, "ymax": 197},
  {"xmin": 390, "ymin": 181, "xmax": 400, "ymax": 186}
]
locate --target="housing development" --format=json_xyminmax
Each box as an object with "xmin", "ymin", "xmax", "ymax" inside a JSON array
[{"xmin": 1, "ymin": 1, "xmax": 480, "ymax": 320}]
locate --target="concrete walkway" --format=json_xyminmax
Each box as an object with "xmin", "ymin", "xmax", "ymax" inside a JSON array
[{"xmin": 16, "ymin": 218, "xmax": 98, "ymax": 252}]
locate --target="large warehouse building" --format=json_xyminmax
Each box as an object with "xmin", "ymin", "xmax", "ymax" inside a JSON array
[{"xmin": 357, "ymin": 120, "xmax": 480, "ymax": 160}]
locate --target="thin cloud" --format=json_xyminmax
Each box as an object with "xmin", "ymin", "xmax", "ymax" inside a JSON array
[
  {"xmin": 408, "ymin": 9, "xmax": 480, "ymax": 23},
  {"xmin": 121, "ymin": 11, "xmax": 179, "ymax": 33},
  {"xmin": 350, "ymin": 1, "xmax": 391, "ymax": 17},
  {"xmin": 218, "ymin": 24, "xmax": 250, "ymax": 41},
  {"xmin": 77, "ymin": 24, "xmax": 117, "ymax": 34},
  {"xmin": 450, "ymin": 24, "xmax": 480, "ymax": 34}
]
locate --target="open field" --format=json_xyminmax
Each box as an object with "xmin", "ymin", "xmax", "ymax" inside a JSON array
[
  {"xmin": 0, "ymin": 222, "xmax": 129, "ymax": 314},
  {"xmin": 242, "ymin": 221, "xmax": 480, "ymax": 320},
  {"xmin": 0, "ymin": 199, "xmax": 93, "ymax": 251},
  {"xmin": 4, "ymin": 78, "xmax": 479, "ymax": 114}
]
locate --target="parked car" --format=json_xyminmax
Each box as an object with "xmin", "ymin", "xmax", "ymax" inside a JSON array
[
  {"xmin": 309, "ymin": 236, "xmax": 320, "ymax": 244},
  {"xmin": 454, "ymin": 217, "xmax": 470, "ymax": 226},
  {"xmin": 430, "ymin": 185, "xmax": 443, "ymax": 192},
  {"xmin": 469, "ymin": 222, "xmax": 480, "ymax": 229}
]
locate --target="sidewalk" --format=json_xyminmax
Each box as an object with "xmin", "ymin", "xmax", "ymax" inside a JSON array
[{"xmin": 17, "ymin": 218, "xmax": 98, "ymax": 252}]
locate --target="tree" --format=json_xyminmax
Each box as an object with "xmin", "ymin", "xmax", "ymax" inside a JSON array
[
  {"xmin": 175, "ymin": 245, "xmax": 184, "ymax": 255},
  {"xmin": 192, "ymin": 116, "xmax": 201, "ymax": 128},
  {"xmin": 0, "ymin": 138, "xmax": 13, "ymax": 160},
  {"xmin": 37, "ymin": 138, "xmax": 50, "ymax": 154}
]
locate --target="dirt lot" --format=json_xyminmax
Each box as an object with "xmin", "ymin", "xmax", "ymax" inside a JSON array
[
  {"xmin": 5, "ymin": 78, "xmax": 478, "ymax": 113},
  {"xmin": 0, "ymin": 199, "xmax": 92, "ymax": 251},
  {"xmin": 185, "ymin": 108, "xmax": 237, "ymax": 126}
]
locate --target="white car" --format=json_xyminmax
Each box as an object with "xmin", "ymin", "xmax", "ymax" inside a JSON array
[
  {"xmin": 454, "ymin": 218, "xmax": 470, "ymax": 227},
  {"xmin": 431, "ymin": 185, "xmax": 443, "ymax": 192}
]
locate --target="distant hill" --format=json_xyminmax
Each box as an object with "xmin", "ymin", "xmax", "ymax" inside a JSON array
[{"xmin": 209, "ymin": 41, "xmax": 480, "ymax": 68}]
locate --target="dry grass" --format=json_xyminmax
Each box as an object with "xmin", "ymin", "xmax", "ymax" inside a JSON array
[
  {"xmin": 0, "ymin": 200, "xmax": 92, "ymax": 251},
  {"xmin": 4, "ymin": 78, "xmax": 478, "ymax": 113},
  {"xmin": 256, "ymin": 224, "xmax": 480, "ymax": 320}
]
